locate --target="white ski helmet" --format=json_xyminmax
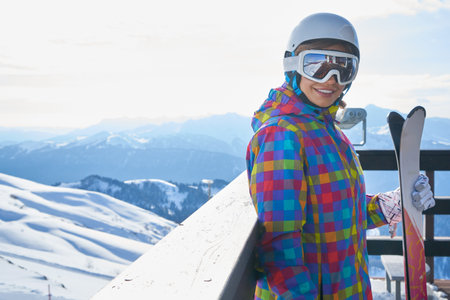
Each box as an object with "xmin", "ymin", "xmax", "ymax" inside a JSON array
[{"xmin": 285, "ymin": 12, "xmax": 359, "ymax": 58}]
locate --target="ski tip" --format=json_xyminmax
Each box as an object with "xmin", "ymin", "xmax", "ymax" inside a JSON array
[
  {"xmin": 387, "ymin": 111, "xmax": 404, "ymax": 154},
  {"xmin": 387, "ymin": 111, "xmax": 404, "ymax": 124},
  {"xmin": 407, "ymin": 106, "xmax": 426, "ymax": 118}
]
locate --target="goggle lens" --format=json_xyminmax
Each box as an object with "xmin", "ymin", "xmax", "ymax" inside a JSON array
[{"xmin": 301, "ymin": 51, "xmax": 358, "ymax": 85}]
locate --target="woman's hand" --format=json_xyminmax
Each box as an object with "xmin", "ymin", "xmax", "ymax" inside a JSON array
[
  {"xmin": 412, "ymin": 174, "xmax": 435, "ymax": 211},
  {"xmin": 378, "ymin": 174, "xmax": 436, "ymax": 238}
]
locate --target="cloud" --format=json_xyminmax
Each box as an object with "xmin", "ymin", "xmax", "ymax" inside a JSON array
[
  {"xmin": 0, "ymin": 62, "xmax": 34, "ymax": 71},
  {"xmin": 416, "ymin": 98, "xmax": 431, "ymax": 104},
  {"xmin": 322, "ymin": 0, "xmax": 450, "ymax": 19},
  {"xmin": 0, "ymin": 0, "xmax": 449, "ymax": 128}
]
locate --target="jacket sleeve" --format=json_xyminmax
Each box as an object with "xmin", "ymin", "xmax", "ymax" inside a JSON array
[
  {"xmin": 366, "ymin": 194, "xmax": 389, "ymax": 229},
  {"xmin": 246, "ymin": 125, "xmax": 318, "ymax": 299},
  {"xmin": 339, "ymin": 127, "xmax": 389, "ymax": 230}
]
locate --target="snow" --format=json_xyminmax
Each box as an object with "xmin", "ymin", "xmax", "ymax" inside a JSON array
[
  {"xmin": 367, "ymin": 228, "xmax": 381, "ymax": 236},
  {"xmin": 57, "ymin": 181, "xmax": 81, "ymax": 189},
  {"xmin": 376, "ymin": 124, "xmax": 391, "ymax": 135},
  {"xmin": 86, "ymin": 179, "xmax": 122, "ymax": 194},
  {"xmin": 0, "ymin": 173, "xmax": 447, "ymax": 299},
  {"xmin": 435, "ymin": 140, "xmax": 450, "ymax": 146},
  {"xmin": 0, "ymin": 254, "xmax": 108, "ymax": 300},
  {"xmin": 200, "ymin": 184, "xmax": 221, "ymax": 198},
  {"xmin": 105, "ymin": 133, "xmax": 146, "ymax": 148},
  {"xmin": 0, "ymin": 173, "xmax": 176, "ymax": 299},
  {"xmin": 125, "ymin": 178, "xmax": 176, "ymax": 189},
  {"xmin": 370, "ymin": 278, "xmax": 447, "ymax": 299},
  {"xmin": 125, "ymin": 178, "xmax": 187, "ymax": 210}
]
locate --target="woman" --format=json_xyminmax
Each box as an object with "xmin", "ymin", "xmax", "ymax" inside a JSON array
[{"xmin": 246, "ymin": 13, "xmax": 434, "ymax": 299}]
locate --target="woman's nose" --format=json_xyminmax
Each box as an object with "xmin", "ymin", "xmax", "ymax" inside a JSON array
[{"xmin": 326, "ymin": 75, "xmax": 338, "ymax": 84}]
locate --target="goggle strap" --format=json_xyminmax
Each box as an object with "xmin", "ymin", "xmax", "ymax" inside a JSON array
[{"xmin": 283, "ymin": 56, "xmax": 299, "ymax": 72}]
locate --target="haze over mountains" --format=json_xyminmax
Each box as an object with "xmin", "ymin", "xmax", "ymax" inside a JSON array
[
  {"xmin": 0, "ymin": 113, "xmax": 251, "ymax": 184},
  {"xmin": 0, "ymin": 105, "xmax": 449, "ymax": 186}
]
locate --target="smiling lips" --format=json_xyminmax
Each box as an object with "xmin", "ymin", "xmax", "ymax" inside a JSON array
[{"xmin": 315, "ymin": 88, "xmax": 336, "ymax": 96}]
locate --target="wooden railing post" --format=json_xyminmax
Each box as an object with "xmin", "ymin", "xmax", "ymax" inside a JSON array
[{"xmin": 425, "ymin": 170, "xmax": 435, "ymax": 283}]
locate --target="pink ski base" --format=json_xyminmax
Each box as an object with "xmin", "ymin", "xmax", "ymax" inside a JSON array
[{"xmin": 403, "ymin": 210, "xmax": 427, "ymax": 299}]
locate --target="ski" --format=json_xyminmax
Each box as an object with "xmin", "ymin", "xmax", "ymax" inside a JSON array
[{"xmin": 388, "ymin": 106, "xmax": 427, "ymax": 300}]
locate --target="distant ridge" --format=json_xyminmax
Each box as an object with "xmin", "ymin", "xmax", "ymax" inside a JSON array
[
  {"xmin": 0, "ymin": 108, "xmax": 448, "ymax": 185},
  {"xmin": 57, "ymin": 174, "xmax": 229, "ymax": 223}
]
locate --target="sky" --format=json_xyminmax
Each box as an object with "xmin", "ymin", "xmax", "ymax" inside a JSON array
[{"xmin": 0, "ymin": 0, "xmax": 450, "ymax": 128}]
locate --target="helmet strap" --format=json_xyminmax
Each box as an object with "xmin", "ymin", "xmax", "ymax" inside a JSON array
[{"xmin": 285, "ymin": 71, "xmax": 303, "ymax": 96}]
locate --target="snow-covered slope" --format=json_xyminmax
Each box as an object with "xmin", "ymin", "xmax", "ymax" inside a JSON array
[
  {"xmin": 57, "ymin": 175, "xmax": 229, "ymax": 223},
  {"xmin": 125, "ymin": 178, "xmax": 186, "ymax": 211},
  {"xmin": 0, "ymin": 173, "xmax": 176, "ymax": 299}
]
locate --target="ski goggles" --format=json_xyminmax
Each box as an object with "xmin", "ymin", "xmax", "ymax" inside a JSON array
[{"xmin": 283, "ymin": 50, "xmax": 359, "ymax": 85}]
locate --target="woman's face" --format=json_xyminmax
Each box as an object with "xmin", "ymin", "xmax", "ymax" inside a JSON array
[{"xmin": 299, "ymin": 44, "xmax": 347, "ymax": 108}]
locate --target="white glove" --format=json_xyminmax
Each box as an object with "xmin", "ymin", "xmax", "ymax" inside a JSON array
[
  {"xmin": 378, "ymin": 188, "xmax": 402, "ymax": 237},
  {"xmin": 378, "ymin": 174, "xmax": 436, "ymax": 238},
  {"xmin": 412, "ymin": 174, "xmax": 435, "ymax": 211}
]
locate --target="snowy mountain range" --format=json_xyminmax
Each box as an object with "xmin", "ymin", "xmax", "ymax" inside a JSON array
[
  {"xmin": 0, "ymin": 113, "xmax": 251, "ymax": 185},
  {"xmin": 56, "ymin": 175, "xmax": 229, "ymax": 223},
  {"xmin": 0, "ymin": 106, "xmax": 448, "ymax": 186},
  {"xmin": 354, "ymin": 104, "xmax": 450, "ymax": 149},
  {"xmin": 0, "ymin": 173, "xmax": 176, "ymax": 299}
]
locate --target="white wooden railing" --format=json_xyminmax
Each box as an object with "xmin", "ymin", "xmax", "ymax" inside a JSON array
[
  {"xmin": 91, "ymin": 172, "xmax": 257, "ymax": 300},
  {"xmin": 91, "ymin": 150, "xmax": 450, "ymax": 299}
]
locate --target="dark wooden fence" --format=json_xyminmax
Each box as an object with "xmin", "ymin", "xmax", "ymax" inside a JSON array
[{"xmin": 360, "ymin": 150, "xmax": 450, "ymax": 283}]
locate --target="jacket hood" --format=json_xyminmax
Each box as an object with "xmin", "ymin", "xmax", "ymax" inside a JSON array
[{"xmin": 251, "ymin": 82, "xmax": 340, "ymax": 132}]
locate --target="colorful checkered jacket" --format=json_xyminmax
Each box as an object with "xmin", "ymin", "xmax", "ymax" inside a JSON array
[{"xmin": 246, "ymin": 83, "xmax": 387, "ymax": 299}]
